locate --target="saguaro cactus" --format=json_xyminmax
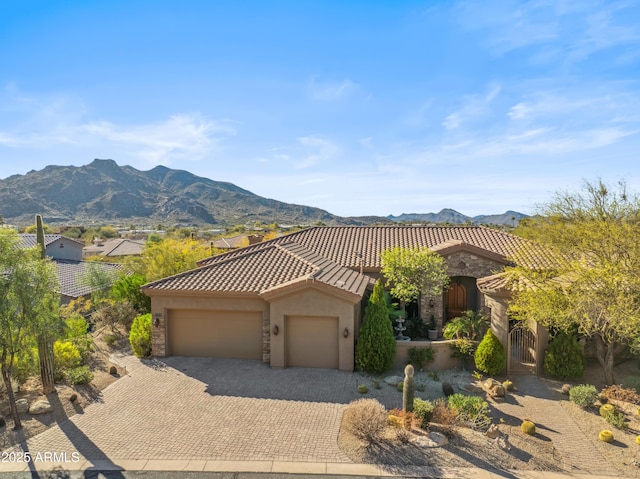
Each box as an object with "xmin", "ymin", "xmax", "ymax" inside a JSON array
[
  {"xmin": 35, "ymin": 214, "xmax": 56, "ymax": 395},
  {"xmin": 403, "ymin": 364, "xmax": 415, "ymax": 413}
]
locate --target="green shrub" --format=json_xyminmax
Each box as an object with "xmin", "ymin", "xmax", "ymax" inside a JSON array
[
  {"xmin": 449, "ymin": 339, "xmax": 477, "ymax": 370},
  {"xmin": 474, "ymin": 329, "xmax": 506, "ymax": 376},
  {"xmin": 64, "ymin": 316, "xmax": 94, "ymax": 359},
  {"xmin": 357, "ymin": 384, "xmax": 368, "ymax": 394},
  {"xmin": 53, "ymin": 341, "xmax": 82, "ymax": 378},
  {"xmin": 407, "ymin": 346, "xmax": 435, "ymax": 370},
  {"xmin": 65, "ymin": 366, "xmax": 94, "ymax": 385},
  {"xmin": 12, "ymin": 348, "xmax": 39, "ymax": 384},
  {"xmin": 129, "ymin": 313, "xmax": 152, "ymax": 357},
  {"xmin": 443, "ymin": 310, "xmax": 488, "ymax": 340},
  {"xmin": 569, "ymin": 384, "xmax": 598, "ymax": 408},
  {"xmin": 355, "ymin": 281, "xmax": 396, "ymax": 374},
  {"xmin": 447, "ymin": 393, "xmax": 491, "ymax": 430},
  {"xmin": 413, "ymin": 398, "xmax": 434, "ymax": 428},
  {"xmin": 543, "ymin": 332, "xmax": 585, "ymax": 379},
  {"xmin": 603, "ymin": 409, "xmax": 628, "ymax": 430},
  {"xmin": 397, "ymin": 381, "xmax": 404, "ymax": 392}
]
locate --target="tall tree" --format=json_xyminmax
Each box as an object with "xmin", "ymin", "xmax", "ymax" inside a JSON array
[
  {"xmin": 380, "ymin": 246, "xmax": 450, "ymax": 317},
  {"xmin": 127, "ymin": 238, "xmax": 211, "ymax": 282},
  {"xmin": 355, "ymin": 280, "xmax": 396, "ymax": 373},
  {"xmin": 507, "ymin": 180, "xmax": 640, "ymax": 385},
  {"xmin": 35, "ymin": 214, "xmax": 58, "ymax": 394},
  {"xmin": 0, "ymin": 230, "xmax": 59, "ymax": 428}
]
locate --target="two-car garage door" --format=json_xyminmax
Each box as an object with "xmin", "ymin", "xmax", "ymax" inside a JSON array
[{"xmin": 168, "ymin": 310, "xmax": 263, "ymax": 360}]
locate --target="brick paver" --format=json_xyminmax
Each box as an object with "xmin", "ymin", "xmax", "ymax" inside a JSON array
[
  {"xmin": 5, "ymin": 355, "xmax": 354, "ymax": 463},
  {"xmin": 489, "ymin": 375, "xmax": 617, "ymax": 475}
]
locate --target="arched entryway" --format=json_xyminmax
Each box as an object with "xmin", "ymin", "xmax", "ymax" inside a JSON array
[{"xmin": 445, "ymin": 276, "xmax": 479, "ymax": 322}]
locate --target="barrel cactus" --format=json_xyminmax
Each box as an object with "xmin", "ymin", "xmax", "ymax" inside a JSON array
[
  {"xmin": 599, "ymin": 404, "xmax": 615, "ymax": 417},
  {"xmin": 599, "ymin": 430, "xmax": 614, "ymax": 443},
  {"xmin": 521, "ymin": 420, "xmax": 536, "ymax": 435}
]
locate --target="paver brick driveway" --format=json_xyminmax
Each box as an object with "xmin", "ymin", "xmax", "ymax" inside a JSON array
[{"xmin": 12, "ymin": 355, "xmax": 378, "ymax": 463}]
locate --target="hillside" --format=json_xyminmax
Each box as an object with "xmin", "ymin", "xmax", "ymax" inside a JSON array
[
  {"xmin": 387, "ymin": 209, "xmax": 528, "ymax": 226},
  {"xmin": 0, "ymin": 159, "xmax": 379, "ymax": 226}
]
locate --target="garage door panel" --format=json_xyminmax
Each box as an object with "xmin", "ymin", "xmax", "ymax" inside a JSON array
[
  {"xmin": 169, "ymin": 310, "xmax": 262, "ymax": 359},
  {"xmin": 286, "ymin": 315, "xmax": 338, "ymax": 368}
]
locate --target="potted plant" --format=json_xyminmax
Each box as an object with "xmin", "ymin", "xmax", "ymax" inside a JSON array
[{"xmin": 428, "ymin": 314, "xmax": 438, "ymax": 340}]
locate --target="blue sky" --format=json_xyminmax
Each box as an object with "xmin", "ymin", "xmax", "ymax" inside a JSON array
[{"xmin": 1, "ymin": 1, "xmax": 640, "ymax": 218}]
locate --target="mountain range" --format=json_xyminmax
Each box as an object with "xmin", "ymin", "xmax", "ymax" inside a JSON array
[{"xmin": 0, "ymin": 159, "xmax": 527, "ymax": 227}]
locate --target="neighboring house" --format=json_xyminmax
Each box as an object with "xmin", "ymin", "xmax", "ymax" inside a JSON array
[
  {"xmin": 142, "ymin": 226, "xmax": 547, "ymax": 373},
  {"xmin": 83, "ymin": 238, "xmax": 145, "ymax": 258},
  {"xmin": 210, "ymin": 234, "xmax": 264, "ymax": 250},
  {"xmin": 19, "ymin": 234, "xmax": 126, "ymax": 303}
]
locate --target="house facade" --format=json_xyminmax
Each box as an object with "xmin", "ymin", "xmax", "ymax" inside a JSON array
[{"xmin": 143, "ymin": 225, "xmax": 546, "ymax": 373}]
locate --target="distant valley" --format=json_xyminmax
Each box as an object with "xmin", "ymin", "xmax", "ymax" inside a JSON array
[{"xmin": 0, "ymin": 160, "xmax": 527, "ymax": 227}]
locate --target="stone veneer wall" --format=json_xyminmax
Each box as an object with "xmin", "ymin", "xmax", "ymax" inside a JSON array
[
  {"xmin": 151, "ymin": 311, "xmax": 166, "ymax": 357},
  {"xmin": 262, "ymin": 310, "xmax": 270, "ymax": 363},
  {"xmin": 420, "ymin": 251, "xmax": 506, "ymax": 335}
]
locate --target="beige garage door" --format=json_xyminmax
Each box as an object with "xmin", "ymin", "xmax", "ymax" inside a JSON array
[
  {"xmin": 286, "ymin": 315, "xmax": 339, "ymax": 368},
  {"xmin": 168, "ymin": 309, "xmax": 263, "ymax": 359}
]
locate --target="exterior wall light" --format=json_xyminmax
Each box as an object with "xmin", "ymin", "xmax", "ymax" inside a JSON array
[
  {"xmin": 429, "ymin": 299, "xmax": 435, "ymax": 308},
  {"xmin": 153, "ymin": 313, "xmax": 162, "ymax": 327},
  {"xmin": 273, "ymin": 324, "xmax": 279, "ymax": 336},
  {"xmin": 343, "ymin": 328, "xmax": 349, "ymax": 338}
]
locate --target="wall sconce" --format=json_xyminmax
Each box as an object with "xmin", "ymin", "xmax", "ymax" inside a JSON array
[
  {"xmin": 273, "ymin": 324, "xmax": 279, "ymax": 336},
  {"xmin": 153, "ymin": 313, "xmax": 161, "ymax": 327},
  {"xmin": 429, "ymin": 299, "xmax": 435, "ymax": 308},
  {"xmin": 343, "ymin": 328, "xmax": 349, "ymax": 338}
]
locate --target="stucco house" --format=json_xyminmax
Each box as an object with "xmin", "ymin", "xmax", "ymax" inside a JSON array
[
  {"xmin": 19, "ymin": 234, "xmax": 126, "ymax": 303},
  {"xmin": 142, "ymin": 226, "xmax": 546, "ymax": 373}
]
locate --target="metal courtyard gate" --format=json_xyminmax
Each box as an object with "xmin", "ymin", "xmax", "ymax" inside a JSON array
[{"xmin": 508, "ymin": 326, "xmax": 537, "ymax": 374}]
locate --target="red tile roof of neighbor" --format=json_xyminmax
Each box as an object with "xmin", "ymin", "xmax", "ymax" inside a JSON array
[
  {"xmin": 55, "ymin": 260, "xmax": 127, "ymax": 299},
  {"xmin": 144, "ymin": 226, "xmax": 543, "ymax": 297}
]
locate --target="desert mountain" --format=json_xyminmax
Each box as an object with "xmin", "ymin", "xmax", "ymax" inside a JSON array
[
  {"xmin": 387, "ymin": 209, "xmax": 528, "ymax": 226},
  {"xmin": 0, "ymin": 159, "xmax": 375, "ymax": 226}
]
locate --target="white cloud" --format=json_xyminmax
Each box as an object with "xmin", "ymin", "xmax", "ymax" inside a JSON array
[
  {"xmin": 307, "ymin": 76, "xmax": 359, "ymax": 101},
  {"xmin": 443, "ymin": 85, "xmax": 501, "ymax": 130},
  {"xmin": 293, "ymin": 135, "xmax": 340, "ymax": 169}
]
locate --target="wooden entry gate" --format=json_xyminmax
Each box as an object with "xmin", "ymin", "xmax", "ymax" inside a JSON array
[{"xmin": 508, "ymin": 326, "xmax": 537, "ymax": 374}]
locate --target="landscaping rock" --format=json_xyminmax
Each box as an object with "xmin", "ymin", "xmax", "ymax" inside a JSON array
[
  {"xmin": 16, "ymin": 399, "xmax": 29, "ymax": 415},
  {"xmin": 69, "ymin": 393, "xmax": 78, "ymax": 403},
  {"xmin": 486, "ymin": 424, "xmax": 500, "ymax": 439},
  {"xmin": 109, "ymin": 366, "xmax": 118, "ymax": 375},
  {"xmin": 442, "ymin": 381, "xmax": 454, "ymax": 397},
  {"xmin": 484, "ymin": 378, "xmax": 501, "ymax": 390},
  {"xmin": 412, "ymin": 431, "xmax": 449, "ymax": 448},
  {"xmin": 490, "ymin": 384, "xmax": 506, "ymax": 397},
  {"xmin": 384, "ymin": 375, "xmax": 403, "ymax": 386},
  {"xmin": 29, "ymin": 400, "xmax": 53, "ymax": 415}
]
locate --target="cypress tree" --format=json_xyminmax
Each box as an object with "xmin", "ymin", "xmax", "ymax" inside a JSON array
[{"xmin": 355, "ymin": 280, "xmax": 396, "ymax": 374}]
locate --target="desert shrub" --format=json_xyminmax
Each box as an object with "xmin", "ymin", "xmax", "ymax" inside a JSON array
[
  {"xmin": 431, "ymin": 398, "xmax": 459, "ymax": 437},
  {"xmin": 449, "ymin": 339, "xmax": 477, "ymax": 370},
  {"xmin": 397, "ymin": 381, "xmax": 404, "ymax": 392},
  {"xmin": 12, "ymin": 348, "xmax": 39, "ymax": 384},
  {"xmin": 342, "ymin": 398, "xmax": 387, "ymax": 443},
  {"xmin": 443, "ymin": 310, "xmax": 488, "ymax": 340},
  {"xmin": 372, "ymin": 377, "xmax": 382, "ymax": 389},
  {"xmin": 413, "ymin": 398, "xmax": 434, "ymax": 428},
  {"xmin": 569, "ymin": 384, "xmax": 598, "ymax": 408},
  {"xmin": 407, "ymin": 347, "xmax": 435, "ymax": 370},
  {"xmin": 474, "ymin": 329, "xmax": 505, "ymax": 376},
  {"xmin": 64, "ymin": 316, "xmax": 93, "ymax": 359},
  {"xmin": 602, "ymin": 385, "xmax": 640, "ymax": 405},
  {"xmin": 389, "ymin": 408, "xmax": 415, "ymax": 430},
  {"xmin": 543, "ymin": 332, "xmax": 585, "ymax": 379},
  {"xmin": 355, "ymin": 281, "xmax": 396, "ymax": 374},
  {"xmin": 603, "ymin": 409, "xmax": 628, "ymax": 430},
  {"xmin": 92, "ymin": 299, "xmax": 137, "ymax": 334},
  {"xmin": 597, "ymin": 393, "xmax": 608, "ymax": 404},
  {"xmin": 447, "ymin": 393, "xmax": 491, "ymax": 430},
  {"xmin": 561, "ymin": 383, "xmax": 572, "ymax": 395},
  {"xmin": 599, "ymin": 430, "xmax": 614, "ymax": 443},
  {"xmin": 129, "ymin": 313, "xmax": 152, "ymax": 357},
  {"xmin": 357, "ymin": 384, "xmax": 368, "ymax": 394},
  {"xmin": 65, "ymin": 366, "xmax": 94, "ymax": 385},
  {"xmin": 53, "ymin": 341, "xmax": 82, "ymax": 380},
  {"xmin": 110, "ymin": 273, "xmax": 151, "ymax": 313},
  {"xmin": 415, "ymin": 380, "xmax": 426, "ymax": 392},
  {"xmin": 521, "ymin": 420, "xmax": 536, "ymax": 435}
]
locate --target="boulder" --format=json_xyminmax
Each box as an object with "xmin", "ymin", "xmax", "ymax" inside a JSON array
[
  {"xmin": 486, "ymin": 424, "xmax": 500, "ymax": 439},
  {"xmin": 29, "ymin": 400, "xmax": 53, "ymax": 415},
  {"xmin": 16, "ymin": 399, "xmax": 29, "ymax": 415},
  {"xmin": 384, "ymin": 375, "xmax": 404, "ymax": 386},
  {"xmin": 69, "ymin": 393, "xmax": 78, "ymax": 403},
  {"xmin": 442, "ymin": 381, "xmax": 454, "ymax": 397},
  {"xmin": 490, "ymin": 384, "xmax": 506, "ymax": 397},
  {"xmin": 109, "ymin": 366, "xmax": 118, "ymax": 375}
]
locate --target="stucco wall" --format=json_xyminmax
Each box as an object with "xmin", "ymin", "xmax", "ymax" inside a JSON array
[
  {"xmin": 268, "ymin": 286, "xmax": 357, "ymax": 371},
  {"xmin": 393, "ymin": 340, "xmax": 459, "ymax": 371},
  {"xmin": 47, "ymin": 238, "xmax": 83, "ymax": 261}
]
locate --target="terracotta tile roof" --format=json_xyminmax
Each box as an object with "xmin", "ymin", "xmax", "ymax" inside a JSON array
[
  {"xmin": 476, "ymin": 273, "xmax": 509, "ymax": 294},
  {"xmin": 55, "ymin": 260, "xmax": 126, "ymax": 299},
  {"xmin": 198, "ymin": 225, "xmax": 542, "ymax": 269},
  {"xmin": 143, "ymin": 242, "xmax": 371, "ymax": 299}
]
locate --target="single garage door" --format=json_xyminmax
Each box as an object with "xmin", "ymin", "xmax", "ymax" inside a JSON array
[
  {"xmin": 168, "ymin": 309, "xmax": 263, "ymax": 359},
  {"xmin": 286, "ymin": 315, "xmax": 339, "ymax": 368}
]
